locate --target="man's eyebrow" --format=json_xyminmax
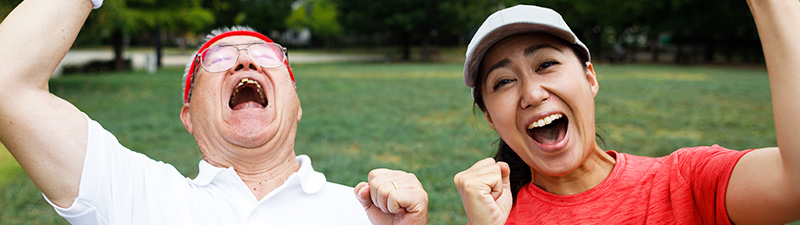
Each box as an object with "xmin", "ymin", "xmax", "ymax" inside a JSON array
[
  {"xmin": 484, "ymin": 59, "xmax": 512, "ymax": 78},
  {"xmin": 524, "ymin": 43, "xmax": 562, "ymax": 56}
]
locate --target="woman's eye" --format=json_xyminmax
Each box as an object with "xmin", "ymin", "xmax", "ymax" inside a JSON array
[
  {"xmin": 537, "ymin": 60, "xmax": 560, "ymax": 71},
  {"xmin": 493, "ymin": 79, "xmax": 514, "ymax": 90}
]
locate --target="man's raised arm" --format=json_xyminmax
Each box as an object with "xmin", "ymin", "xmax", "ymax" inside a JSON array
[{"xmin": 0, "ymin": 0, "xmax": 95, "ymax": 207}]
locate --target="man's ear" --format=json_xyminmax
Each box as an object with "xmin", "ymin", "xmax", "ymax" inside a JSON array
[
  {"xmin": 297, "ymin": 105, "xmax": 303, "ymax": 122},
  {"xmin": 585, "ymin": 62, "xmax": 599, "ymax": 97},
  {"xmin": 180, "ymin": 103, "xmax": 193, "ymax": 134},
  {"xmin": 484, "ymin": 111, "xmax": 496, "ymax": 131}
]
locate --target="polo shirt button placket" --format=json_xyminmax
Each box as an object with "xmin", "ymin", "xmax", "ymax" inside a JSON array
[{"xmin": 247, "ymin": 212, "xmax": 261, "ymax": 225}]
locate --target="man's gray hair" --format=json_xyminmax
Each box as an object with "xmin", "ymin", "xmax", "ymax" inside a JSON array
[{"xmin": 182, "ymin": 26, "xmax": 258, "ymax": 103}]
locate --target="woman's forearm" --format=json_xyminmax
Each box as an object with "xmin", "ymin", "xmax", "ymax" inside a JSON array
[{"xmin": 747, "ymin": 0, "xmax": 800, "ymax": 179}]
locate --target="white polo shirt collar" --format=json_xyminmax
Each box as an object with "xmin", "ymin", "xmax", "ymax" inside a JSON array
[{"xmin": 191, "ymin": 155, "xmax": 326, "ymax": 194}]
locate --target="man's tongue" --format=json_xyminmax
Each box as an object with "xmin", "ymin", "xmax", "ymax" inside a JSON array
[
  {"xmin": 229, "ymin": 85, "xmax": 267, "ymax": 110},
  {"xmin": 232, "ymin": 101, "xmax": 263, "ymax": 110},
  {"xmin": 529, "ymin": 120, "xmax": 567, "ymax": 145}
]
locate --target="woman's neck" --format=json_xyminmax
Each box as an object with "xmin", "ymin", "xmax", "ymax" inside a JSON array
[{"xmin": 532, "ymin": 145, "xmax": 616, "ymax": 195}]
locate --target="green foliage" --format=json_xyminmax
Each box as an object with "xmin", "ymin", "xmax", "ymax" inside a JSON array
[
  {"xmin": 335, "ymin": 0, "xmax": 497, "ymax": 59},
  {"xmin": 94, "ymin": 0, "xmax": 214, "ymax": 33},
  {"xmin": 0, "ymin": 0, "xmax": 23, "ymax": 21},
  {"xmin": 205, "ymin": 0, "xmax": 293, "ymax": 33},
  {"xmin": 504, "ymin": 0, "xmax": 758, "ymax": 62},
  {"xmin": 1, "ymin": 62, "xmax": 792, "ymax": 224},
  {"xmin": 4, "ymin": 0, "xmax": 762, "ymax": 64},
  {"xmin": 287, "ymin": 0, "xmax": 343, "ymax": 40},
  {"xmin": 72, "ymin": 0, "xmax": 213, "ymax": 46}
]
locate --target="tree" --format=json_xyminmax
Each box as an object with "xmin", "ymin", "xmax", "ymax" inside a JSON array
[
  {"xmin": 0, "ymin": 0, "xmax": 23, "ymax": 21},
  {"xmin": 336, "ymin": 0, "xmax": 497, "ymax": 61},
  {"xmin": 83, "ymin": 0, "xmax": 214, "ymax": 71},
  {"xmin": 203, "ymin": 0, "xmax": 293, "ymax": 34},
  {"xmin": 286, "ymin": 0, "xmax": 343, "ymax": 47},
  {"xmin": 503, "ymin": 0, "xmax": 758, "ymax": 64}
]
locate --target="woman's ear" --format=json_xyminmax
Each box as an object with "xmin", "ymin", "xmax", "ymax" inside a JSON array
[
  {"xmin": 585, "ymin": 62, "xmax": 599, "ymax": 97},
  {"xmin": 484, "ymin": 111, "xmax": 496, "ymax": 131}
]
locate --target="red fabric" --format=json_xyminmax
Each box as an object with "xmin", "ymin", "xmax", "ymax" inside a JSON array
[
  {"xmin": 506, "ymin": 145, "xmax": 752, "ymax": 224},
  {"xmin": 183, "ymin": 30, "xmax": 294, "ymax": 103}
]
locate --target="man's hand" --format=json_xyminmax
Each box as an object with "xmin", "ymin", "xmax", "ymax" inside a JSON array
[
  {"xmin": 355, "ymin": 169, "xmax": 428, "ymax": 225},
  {"xmin": 454, "ymin": 158, "xmax": 513, "ymax": 225}
]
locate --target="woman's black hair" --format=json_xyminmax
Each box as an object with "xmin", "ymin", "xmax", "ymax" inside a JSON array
[{"xmin": 473, "ymin": 39, "xmax": 592, "ymax": 200}]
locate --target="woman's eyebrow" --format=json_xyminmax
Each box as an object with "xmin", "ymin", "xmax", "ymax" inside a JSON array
[
  {"xmin": 485, "ymin": 59, "xmax": 512, "ymax": 78},
  {"xmin": 524, "ymin": 43, "xmax": 561, "ymax": 56},
  {"xmin": 484, "ymin": 43, "xmax": 562, "ymax": 77}
]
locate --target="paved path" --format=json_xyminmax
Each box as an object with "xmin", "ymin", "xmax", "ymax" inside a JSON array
[{"xmin": 55, "ymin": 50, "xmax": 383, "ymax": 76}]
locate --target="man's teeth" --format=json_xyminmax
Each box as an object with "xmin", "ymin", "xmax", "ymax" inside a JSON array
[
  {"xmin": 236, "ymin": 78, "xmax": 262, "ymax": 91},
  {"xmin": 528, "ymin": 114, "xmax": 563, "ymax": 129},
  {"xmin": 233, "ymin": 78, "xmax": 266, "ymax": 103}
]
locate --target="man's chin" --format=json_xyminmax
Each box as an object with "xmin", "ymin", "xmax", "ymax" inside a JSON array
[
  {"xmin": 220, "ymin": 115, "xmax": 278, "ymax": 146},
  {"xmin": 222, "ymin": 128, "xmax": 277, "ymax": 149}
]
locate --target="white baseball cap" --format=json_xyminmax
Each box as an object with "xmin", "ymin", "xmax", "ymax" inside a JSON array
[{"xmin": 463, "ymin": 4, "xmax": 590, "ymax": 89}]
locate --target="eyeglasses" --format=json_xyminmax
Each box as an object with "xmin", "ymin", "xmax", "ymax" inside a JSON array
[{"xmin": 196, "ymin": 42, "xmax": 287, "ymax": 73}]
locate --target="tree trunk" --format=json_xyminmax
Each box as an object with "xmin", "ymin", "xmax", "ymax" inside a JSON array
[
  {"xmin": 421, "ymin": 34, "xmax": 431, "ymax": 62},
  {"xmin": 401, "ymin": 34, "xmax": 411, "ymax": 61},
  {"xmin": 704, "ymin": 41, "xmax": 714, "ymax": 63},
  {"xmin": 651, "ymin": 38, "xmax": 660, "ymax": 63},
  {"xmin": 155, "ymin": 26, "xmax": 163, "ymax": 69},
  {"xmin": 112, "ymin": 29, "xmax": 125, "ymax": 72}
]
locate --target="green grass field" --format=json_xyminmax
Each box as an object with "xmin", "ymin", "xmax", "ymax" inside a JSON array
[{"xmin": 0, "ymin": 62, "xmax": 789, "ymax": 224}]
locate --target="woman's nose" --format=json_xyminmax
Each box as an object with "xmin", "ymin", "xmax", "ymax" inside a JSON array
[{"xmin": 519, "ymin": 79, "xmax": 549, "ymax": 109}]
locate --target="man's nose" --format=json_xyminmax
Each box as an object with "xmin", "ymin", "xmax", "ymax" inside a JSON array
[{"xmin": 231, "ymin": 48, "xmax": 259, "ymax": 72}]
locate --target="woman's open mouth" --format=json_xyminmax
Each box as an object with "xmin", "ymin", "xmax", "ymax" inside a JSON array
[
  {"xmin": 526, "ymin": 113, "xmax": 568, "ymax": 146},
  {"xmin": 229, "ymin": 78, "xmax": 268, "ymax": 110}
]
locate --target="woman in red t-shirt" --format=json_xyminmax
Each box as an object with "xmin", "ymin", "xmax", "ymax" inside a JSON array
[{"xmin": 454, "ymin": 1, "xmax": 800, "ymax": 224}]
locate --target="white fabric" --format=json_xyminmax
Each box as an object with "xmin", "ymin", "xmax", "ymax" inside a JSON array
[
  {"xmin": 44, "ymin": 115, "xmax": 370, "ymax": 225},
  {"xmin": 91, "ymin": 0, "xmax": 102, "ymax": 9}
]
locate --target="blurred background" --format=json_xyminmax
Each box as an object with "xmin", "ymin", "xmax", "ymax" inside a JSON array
[
  {"xmin": 1, "ymin": 0, "xmax": 785, "ymax": 224},
  {"xmin": 0, "ymin": 0, "xmax": 762, "ymax": 71}
]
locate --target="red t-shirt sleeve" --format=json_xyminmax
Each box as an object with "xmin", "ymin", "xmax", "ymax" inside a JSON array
[{"xmin": 671, "ymin": 145, "xmax": 753, "ymax": 224}]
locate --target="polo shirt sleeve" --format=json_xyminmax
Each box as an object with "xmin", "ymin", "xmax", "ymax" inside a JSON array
[
  {"xmin": 43, "ymin": 115, "xmax": 188, "ymax": 225},
  {"xmin": 672, "ymin": 145, "xmax": 753, "ymax": 224}
]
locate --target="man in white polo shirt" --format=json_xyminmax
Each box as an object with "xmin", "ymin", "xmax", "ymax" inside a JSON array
[{"xmin": 0, "ymin": 0, "xmax": 427, "ymax": 224}]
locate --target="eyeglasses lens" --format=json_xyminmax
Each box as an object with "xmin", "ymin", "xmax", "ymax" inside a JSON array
[
  {"xmin": 201, "ymin": 43, "xmax": 285, "ymax": 73},
  {"xmin": 202, "ymin": 46, "xmax": 238, "ymax": 72},
  {"xmin": 248, "ymin": 44, "xmax": 284, "ymax": 68}
]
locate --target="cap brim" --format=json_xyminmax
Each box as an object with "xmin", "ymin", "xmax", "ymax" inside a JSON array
[{"xmin": 464, "ymin": 23, "xmax": 578, "ymax": 88}]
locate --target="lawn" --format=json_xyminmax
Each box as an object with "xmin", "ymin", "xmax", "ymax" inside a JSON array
[{"xmin": 0, "ymin": 62, "xmax": 787, "ymax": 224}]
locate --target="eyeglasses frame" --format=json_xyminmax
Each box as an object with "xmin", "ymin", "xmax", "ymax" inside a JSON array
[{"xmin": 195, "ymin": 42, "xmax": 289, "ymax": 73}]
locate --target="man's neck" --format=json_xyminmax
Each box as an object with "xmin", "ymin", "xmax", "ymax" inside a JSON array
[{"xmin": 205, "ymin": 150, "xmax": 301, "ymax": 200}]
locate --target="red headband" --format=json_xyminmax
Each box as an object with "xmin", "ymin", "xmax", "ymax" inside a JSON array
[{"xmin": 183, "ymin": 30, "xmax": 294, "ymax": 103}]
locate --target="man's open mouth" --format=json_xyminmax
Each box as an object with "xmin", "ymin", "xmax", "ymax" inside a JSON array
[
  {"xmin": 526, "ymin": 113, "xmax": 568, "ymax": 145},
  {"xmin": 229, "ymin": 78, "xmax": 268, "ymax": 110}
]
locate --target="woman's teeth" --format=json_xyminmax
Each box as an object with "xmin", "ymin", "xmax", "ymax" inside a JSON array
[{"xmin": 528, "ymin": 114, "xmax": 563, "ymax": 129}]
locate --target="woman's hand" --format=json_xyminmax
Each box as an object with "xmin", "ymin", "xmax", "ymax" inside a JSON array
[
  {"xmin": 454, "ymin": 158, "xmax": 513, "ymax": 225},
  {"xmin": 355, "ymin": 168, "xmax": 428, "ymax": 225}
]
